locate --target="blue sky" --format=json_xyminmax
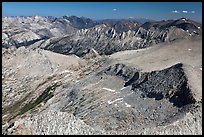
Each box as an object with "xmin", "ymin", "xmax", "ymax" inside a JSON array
[{"xmin": 2, "ymin": 2, "xmax": 202, "ymax": 22}]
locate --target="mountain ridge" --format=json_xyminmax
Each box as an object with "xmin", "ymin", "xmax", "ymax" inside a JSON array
[{"xmin": 2, "ymin": 15, "xmax": 202, "ymax": 57}]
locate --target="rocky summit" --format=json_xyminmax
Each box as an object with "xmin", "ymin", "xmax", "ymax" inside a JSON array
[{"xmin": 2, "ymin": 15, "xmax": 202, "ymax": 135}]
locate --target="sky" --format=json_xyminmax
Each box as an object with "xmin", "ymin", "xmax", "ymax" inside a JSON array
[{"xmin": 2, "ymin": 2, "xmax": 202, "ymax": 22}]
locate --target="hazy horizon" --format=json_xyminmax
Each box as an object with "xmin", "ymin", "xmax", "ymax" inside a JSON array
[{"xmin": 2, "ymin": 2, "xmax": 202, "ymax": 22}]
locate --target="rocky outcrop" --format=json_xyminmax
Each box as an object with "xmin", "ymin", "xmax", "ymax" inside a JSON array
[
  {"xmin": 100, "ymin": 63, "xmax": 196, "ymax": 107},
  {"xmin": 47, "ymin": 63, "xmax": 199, "ymax": 133}
]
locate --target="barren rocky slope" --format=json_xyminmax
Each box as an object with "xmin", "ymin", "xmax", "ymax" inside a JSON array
[
  {"xmin": 2, "ymin": 15, "xmax": 202, "ymax": 135},
  {"xmin": 2, "ymin": 37, "xmax": 202, "ymax": 135},
  {"xmin": 2, "ymin": 16, "xmax": 201, "ymax": 56},
  {"xmin": 32, "ymin": 18, "xmax": 202, "ymax": 57}
]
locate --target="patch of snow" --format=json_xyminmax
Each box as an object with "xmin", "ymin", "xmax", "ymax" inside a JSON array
[
  {"xmin": 75, "ymin": 80, "xmax": 79, "ymax": 83},
  {"xmin": 200, "ymin": 68, "xmax": 202, "ymax": 71},
  {"xmin": 120, "ymin": 87, "xmax": 127, "ymax": 90},
  {"xmin": 2, "ymin": 114, "xmax": 8, "ymax": 118},
  {"xmin": 73, "ymin": 55, "xmax": 80, "ymax": 59},
  {"xmin": 64, "ymin": 74, "xmax": 71, "ymax": 78},
  {"xmin": 198, "ymin": 27, "xmax": 200, "ymax": 29},
  {"xmin": 182, "ymin": 19, "xmax": 186, "ymax": 21},
  {"xmin": 107, "ymin": 100, "xmax": 112, "ymax": 104},
  {"xmin": 125, "ymin": 102, "xmax": 131, "ymax": 107},
  {"xmin": 2, "ymin": 33, "xmax": 8, "ymax": 39},
  {"xmin": 127, "ymin": 92, "xmax": 134, "ymax": 96},
  {"xmin": 103, "ymin": 88, "xmax": 115, "ymax": 92},
  {"xmin": 107, "ymin": 98, "xmax": 123, "ymax": 104},
  {"xmin": 53, "ymin": 80, "xmax": 59, "ymax": 83},
  {"xmin": 186, "ymin": 30, "xmax": 189, "ymax": 32},
  {"xmin": 188, "ymin": 49, "xmax": 192, "ymax": 51},
  {"xmin": 61, "ymin": 70, "xmax": 73, "ymax": 74}
]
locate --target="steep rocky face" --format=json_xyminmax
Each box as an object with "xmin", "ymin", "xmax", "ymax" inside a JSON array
[
  {"xmin": 100, "ymin": 63, "xmax": 196, "ymax": 107},
  {"xmin": 2, "ymin": 16, "xmax": 201, "ymax": 57},
  {"xmin": 62, "ymin": 15, "xmax": 98, "ymax": 29},
  {"xmin": 141, "ymin": 18, "xmax": 202, "ymax": 33},
  {"xmin": 2, "ymin": 16, "xmax": 78, "ymax": 48},
  {"xmin": 40, "ymin": 24, "xmax": 194, "ymax": 57},
  {"xmin": 2, "ymin": 15, "xmax": 99, "ymax": 48},
  {"xmin": 100, "ymin": 19, "xmax": 141, "ymax": 33}
]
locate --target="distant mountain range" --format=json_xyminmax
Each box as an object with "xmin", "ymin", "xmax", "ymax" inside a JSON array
[{"xmin": 2, "ymin": 15, "xmax": 202, "ymax": 56}]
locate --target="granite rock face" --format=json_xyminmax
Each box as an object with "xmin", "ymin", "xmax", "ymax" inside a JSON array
[{"xmin": 101, "ymin": 63, "xmax": 196, "ymax": 107}]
